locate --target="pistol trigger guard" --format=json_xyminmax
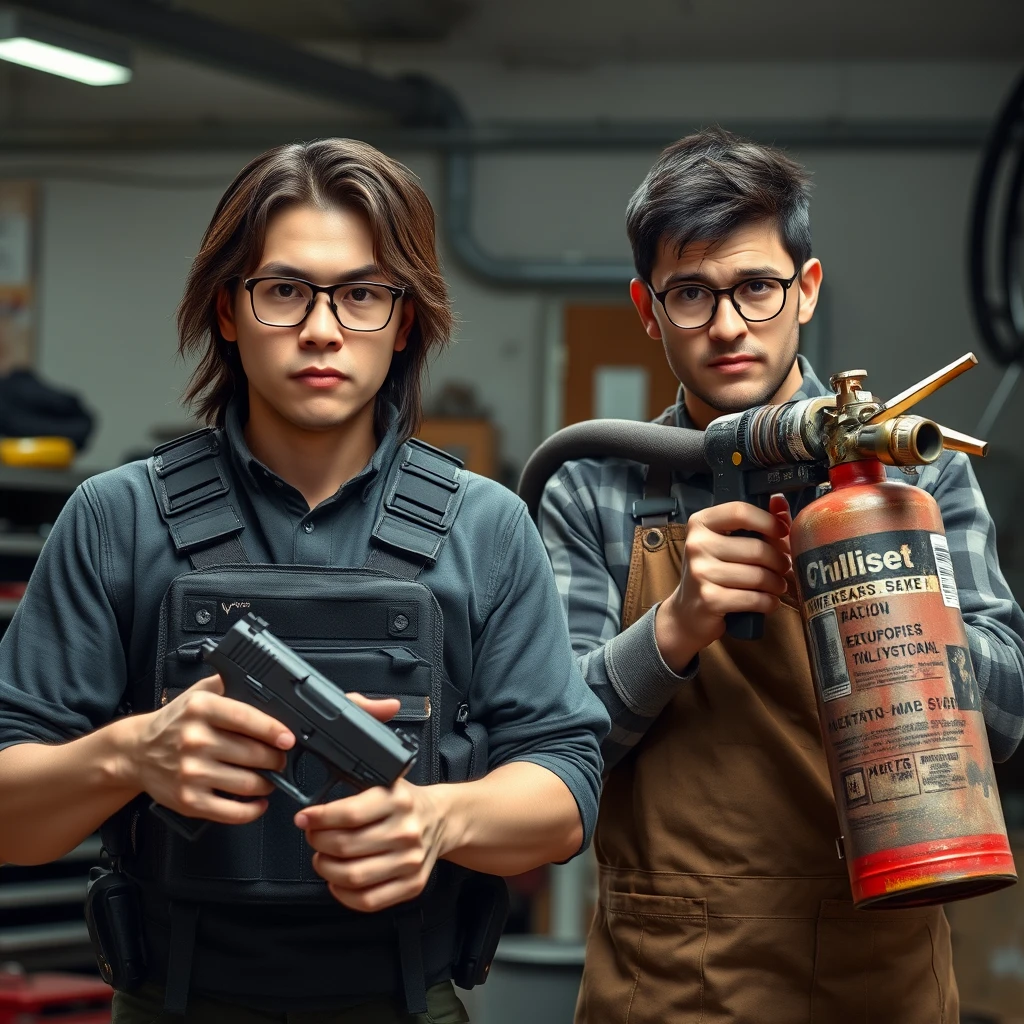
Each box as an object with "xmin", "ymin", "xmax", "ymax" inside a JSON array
[{"xmin": 312, "ymin": 767, "xmax": 345, "ymax": 805}]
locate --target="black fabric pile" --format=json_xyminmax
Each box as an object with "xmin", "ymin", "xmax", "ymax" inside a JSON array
[{"xmin": 0, "ymin": 369, "xmax": 95, "ymax": 450}]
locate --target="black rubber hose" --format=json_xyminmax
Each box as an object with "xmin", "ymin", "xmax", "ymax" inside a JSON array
[
  {"xmin": 968, "ymin": 67, "xmax": 1024, "ymax": 366},
  {"xmin": 517, "ymin": 419, "xmax": 707, "ymax": 520}
]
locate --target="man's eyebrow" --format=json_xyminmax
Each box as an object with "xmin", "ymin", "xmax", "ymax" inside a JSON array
[
  {"xmin": 252, "ymin": 262, "xmax": 382, "ymax": 281},
  {"xmin": 659, "ymin": 265, "xmax": 786, "ymax": 289}
]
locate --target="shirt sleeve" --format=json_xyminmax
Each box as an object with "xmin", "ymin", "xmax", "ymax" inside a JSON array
[
  {"xmin": 0, "ymin": 483, "xmax": 129, "ymax": 751},
  {"xmin": 538, "ymin": 463, "xmax": 695, "ymax": 771},
  {"xmin": 469, "ymin": 500, "xmax": 609, "ymax": 851},
  {"xmin": 922, "ymin": 451, "xmax": 1024, "ymax": 761}
]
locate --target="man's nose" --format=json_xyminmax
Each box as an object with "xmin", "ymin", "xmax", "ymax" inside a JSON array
[
  {"xmin": 300, "ymin": 292, "xmax": 343, "ymax": 347},
  {"xmin": 707, "ymin": 295, "xmax": 747, "ymax": 343}
]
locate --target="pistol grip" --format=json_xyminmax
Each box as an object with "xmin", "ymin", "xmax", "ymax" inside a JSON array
[
  {"xmin": 725, "ymin": 527, "xmax": 766, "ymax": 641},
  {"xmin": 725, "ymin": 611, "xmax": 766, "ymax": 640}
]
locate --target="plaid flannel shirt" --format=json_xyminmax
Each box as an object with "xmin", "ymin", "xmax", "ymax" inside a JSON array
[{"xmin": 539, "ymin": 355, "xmax": 1024, "ymax": 769}]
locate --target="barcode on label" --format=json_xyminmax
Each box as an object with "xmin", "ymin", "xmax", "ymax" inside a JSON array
[{"xmin": 930, "ymin": 534, "xmax": 960, "ymax": 609}]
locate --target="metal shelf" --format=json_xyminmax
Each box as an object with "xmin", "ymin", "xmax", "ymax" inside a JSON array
[
  {"xmin": 0, "ymin": 534, "xmax": 45, "ymax": 556},
  {"xmin": 0, "ymin": 878, "xmax": 88, "ymax": 909},
  {"xmin": 0, "ymin": 920, "xmax": 90, "ymax": 953},
  {"xmin": 0, "ymin": 465, "xmax": 92, "ymax": 493}
]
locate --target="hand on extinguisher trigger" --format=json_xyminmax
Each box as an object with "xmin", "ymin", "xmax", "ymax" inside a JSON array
[
  {"xmin": 654, "ymin": 498, "xmax": 792, "ymax": 673},
  {"xmin": 769, "ymin": 493, "xmax": 795, "ymax": 583}
]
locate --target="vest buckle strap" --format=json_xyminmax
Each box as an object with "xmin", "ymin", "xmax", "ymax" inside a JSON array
[
  {"xmin": 387, "ymin": 457, "xmax": 460, "ymax": 531},
  {"xmin": 147, "ymin": 428, "xmax": 245, "ymax": 560},
  {"xmin": 152, "ymin": 429, "xmax": 230, "ymax": 517},
  {"xmin": 368, "ymin": 440, "xmax": 467, "ymax": 571}
]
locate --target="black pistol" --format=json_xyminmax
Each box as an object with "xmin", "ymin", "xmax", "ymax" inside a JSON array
[{"xmin": 151, "ymin": 613, "xmax": 419, "ymax": 840}]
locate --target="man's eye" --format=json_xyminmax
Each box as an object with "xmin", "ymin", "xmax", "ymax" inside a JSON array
[
  {"xmin": 273, "ymin": 284, "xmax": 295, "ymax": 298},
  {"xmin": 349, "ymin": 287, "xmax": 369, "ymax": 302},
  {"xmin": 740, "ymin": 279, "xmax": 778, "ymax": 298},
  {"xmin": 679, "ymin": 286, "xmax": 705, "ymax": 302}
]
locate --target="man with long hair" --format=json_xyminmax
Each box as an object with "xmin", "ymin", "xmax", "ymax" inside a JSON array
[{"xmin": 0, "ymin": 139, "xmax": 607, "ymax": 1023}]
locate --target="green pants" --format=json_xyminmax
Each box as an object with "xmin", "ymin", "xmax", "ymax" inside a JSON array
[{"xmin": 110, "ymin": 981, "xmax": 469, "ymax": 1024}]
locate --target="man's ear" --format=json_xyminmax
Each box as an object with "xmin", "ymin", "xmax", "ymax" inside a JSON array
[
  {"xmin": 392, "ymin": 295, "xmax": 415, "ymax": 354},
  {"xmin": 797, "ymin": 258, "xmax": 823, "ymax": 325},
  {"xmin": 629, "ymin": 278, "xmax": 663, "ymax": 341},
  {"xmin": 216, "ymin": 286, "xmax": 238, "ymax": 343}
]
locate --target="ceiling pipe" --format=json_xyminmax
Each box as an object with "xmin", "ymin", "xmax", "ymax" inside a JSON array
[{"xmin": 7, "ymin": 0, "xmax": 995, "ymax": 288}]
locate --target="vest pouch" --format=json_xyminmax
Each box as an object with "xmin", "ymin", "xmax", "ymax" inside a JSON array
[{"xmin": 135, "ymin": 566, "xmax": 445, "ymax": 905}]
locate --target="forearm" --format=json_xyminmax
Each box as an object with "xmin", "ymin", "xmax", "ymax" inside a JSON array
[
  {"xmin": 0, "ymin": 719, "xmax": 141, "ymax": 865},
  {"xmin": 591, "ymin": 606, "xmax": 697, "ymax": 770},
  {"xmin": 437, "ymin": 761, "xmax": 583, "ymax": 875}
]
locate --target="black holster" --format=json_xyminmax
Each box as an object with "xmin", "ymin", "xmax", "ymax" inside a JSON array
[
  {"xmin": 452, "ymin": 873, "xmax": 509, "ymax": 989},
  {"xmin": 84, "ymin": 865, "xmax": 148, "ymax": 991}
]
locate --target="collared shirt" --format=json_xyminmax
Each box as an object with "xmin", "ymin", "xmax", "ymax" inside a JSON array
[
  {"xmin": 0, "ymin": 400, "xmax": 608, "ymax": 1007},
  {"xmin": 539, "ymin": 355, "xmax": 1024, "ymax": 770}
]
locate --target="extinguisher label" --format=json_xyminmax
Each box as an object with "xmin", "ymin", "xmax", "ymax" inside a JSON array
[{"xmin": 796, "ymin": 529, "xmax": 955, "ymax": 702}]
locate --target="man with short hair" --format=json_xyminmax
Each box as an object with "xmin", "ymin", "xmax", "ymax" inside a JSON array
[
  {"xmin": 0, "ymin": 138, "xmax": 608, "ymax": 1023},
  {"xmin": 539, "ymin": 126, "xmax": 1024, "ymax": 1022}
]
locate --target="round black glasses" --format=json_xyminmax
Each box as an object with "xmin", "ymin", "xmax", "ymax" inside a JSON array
[
  {"xmin": 244, "ymin": 277, "xmax": 406, "ymax": 331},
  {"xmin": 651, "ymin": 271, "xmax": 800, "ymax": 330}
]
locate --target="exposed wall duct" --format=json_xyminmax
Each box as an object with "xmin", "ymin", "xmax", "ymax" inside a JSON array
[{"xmin": 8, "ymin": 0, "xmax": 994, "ymax": 287}]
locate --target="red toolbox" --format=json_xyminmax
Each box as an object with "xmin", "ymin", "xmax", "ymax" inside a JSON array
[{"xmin": 0, "ymin": 965, "xmax": 112, "ymax": 1023}]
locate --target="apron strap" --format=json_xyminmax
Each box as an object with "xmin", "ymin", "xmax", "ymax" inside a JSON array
[{"xmin": 632, "ymin": 463, "xmax": 677, "ymax": 526}]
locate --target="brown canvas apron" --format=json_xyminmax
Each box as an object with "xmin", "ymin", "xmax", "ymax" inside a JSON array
[{"xmin": 575, "ymin": 521, "xmax": 958, "ymax": 1024}]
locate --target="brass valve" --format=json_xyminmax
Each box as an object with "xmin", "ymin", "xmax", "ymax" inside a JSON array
[{"xmin": 818, "ymin": 353, "xmax": 988, "ymax": 468}]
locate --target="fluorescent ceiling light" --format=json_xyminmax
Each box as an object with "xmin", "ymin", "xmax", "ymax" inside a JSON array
[{"xmin": 0, "ymin": 9, "xmax": 131, "ymax": 86}]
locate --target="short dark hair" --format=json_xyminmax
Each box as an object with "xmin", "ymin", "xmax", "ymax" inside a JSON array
[
  {"xmin": 626, "ymin": 126, "xmax": 813, "ymax": 284},
  {"xmin": 177, "ymin": 139, "xmax": 452, "ymax": 441}
]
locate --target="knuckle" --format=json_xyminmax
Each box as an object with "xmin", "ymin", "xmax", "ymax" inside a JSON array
[
  {"xmin": 403, "ymin": 848, "xmax": 426, "ymax": 872},
  {"xmin": 399, "ymin": 822, "xmax": 423, "ymax": 846},
  {"xmin": 178, "ymin": 788, "xmax": 201, "ymax": 812},
  {"xmin": 186, "ymin": 691, "xmax": 211, "ymax": 716},
  {"xmin": 179, "ymin": 725, "xmax": 206, "ymax": 752}
]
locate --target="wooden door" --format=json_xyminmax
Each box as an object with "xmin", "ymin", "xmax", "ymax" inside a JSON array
[{"xmin": 563, "ymin": 305, "xmax": 679, "ymax": 426}]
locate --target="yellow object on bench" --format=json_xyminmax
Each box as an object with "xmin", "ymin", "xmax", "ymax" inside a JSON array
[{"xmin": 0, "ymin": 436, "xmax": 75, "ymax": 468}]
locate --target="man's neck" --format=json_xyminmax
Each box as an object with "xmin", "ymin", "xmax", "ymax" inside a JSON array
[
  {"xmin": 684, "ymin": 359, "xmax": 804, "ymax": 430},
  {"xmin": 243, "ymin": 395, "xmax": 378, "ymax": 510}
]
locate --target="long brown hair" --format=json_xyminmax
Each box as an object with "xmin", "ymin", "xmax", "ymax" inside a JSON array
[{"xmin": 177, "ymin": 139, "xmax": 452, "ymax": 440}]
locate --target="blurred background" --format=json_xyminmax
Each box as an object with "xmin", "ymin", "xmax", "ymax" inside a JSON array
[{"xmin": 1, "ymin": 1, "xmax": 1024, "ymax": 1021}]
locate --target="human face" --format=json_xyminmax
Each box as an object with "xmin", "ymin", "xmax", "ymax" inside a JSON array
[
  {"xmin": 629, "ymin": 220, "xmax": 822, "ymax": 430},
  {"xmin": 216, "ymin": 203, "xmax": 414, "ymax": 437}
]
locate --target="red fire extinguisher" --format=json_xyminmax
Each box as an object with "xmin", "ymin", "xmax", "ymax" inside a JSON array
[{"xmin": 790, "ymin": 360, "xmax": 1016, "ymax": 908}]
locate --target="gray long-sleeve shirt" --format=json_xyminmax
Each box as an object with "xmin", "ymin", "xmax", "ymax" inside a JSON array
[
  {"xmin": 0, "ymin": 401, "xmax": 608, "ymax": 1006},
  {"xmin": 539, "ymin": 355, "xmax": 1024, "ymax": 770}
]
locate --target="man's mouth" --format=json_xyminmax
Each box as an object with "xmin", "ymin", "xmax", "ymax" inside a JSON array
[
  {"xmin": 707, "ymin": 355, "xmax": 759, "ymax": 371},
  {"xmin": 292, "ymin": 367, "xmax": 348, "ymax": 387}
]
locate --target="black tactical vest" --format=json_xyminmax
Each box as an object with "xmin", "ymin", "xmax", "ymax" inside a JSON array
[{"xmin": 109, "ymin": 428, "xmax": 495, "ymax": 1015}]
